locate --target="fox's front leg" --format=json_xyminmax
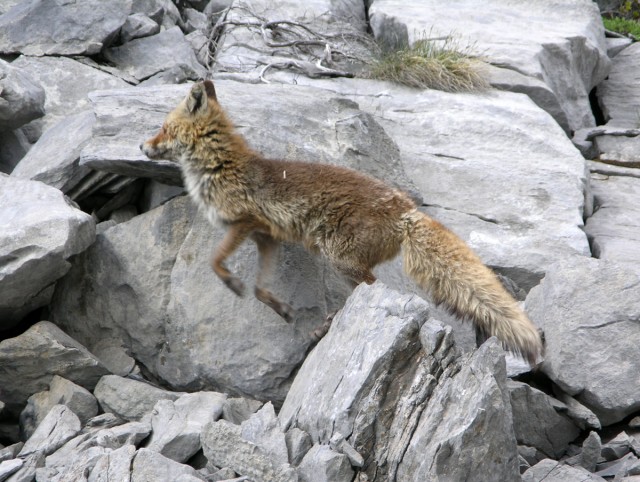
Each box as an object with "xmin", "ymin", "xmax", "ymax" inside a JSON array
[
  {"xmin": 211, "ymin": 223, "xmax": 254, "ymax": 296},
  {"xmin": 252, "ymin": 233, "xmax": 295, "ymax": 322}
]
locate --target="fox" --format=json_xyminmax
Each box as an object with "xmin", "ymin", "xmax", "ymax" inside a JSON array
[{"xmin": 141, "ymin": 80, "xmax": 543, "ymax": 365}]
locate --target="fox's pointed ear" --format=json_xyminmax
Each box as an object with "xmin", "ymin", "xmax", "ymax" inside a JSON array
[
  {"xmin": 186, "ymin": 83, "xmax": 208, "ymax": 115},
  {"xmin": 203, "ymin": 80, "xmax": 217, "ymax": 101}
]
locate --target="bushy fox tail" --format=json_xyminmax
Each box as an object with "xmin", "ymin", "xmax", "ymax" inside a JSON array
[{"xmin": 401, "ymin": 211, "xmax": 542, "ymax": 365}]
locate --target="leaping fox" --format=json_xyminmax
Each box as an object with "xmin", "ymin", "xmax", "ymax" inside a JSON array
[{"xmin": 141, "ymin": 80, "xmax": 542, "ymax": 365}]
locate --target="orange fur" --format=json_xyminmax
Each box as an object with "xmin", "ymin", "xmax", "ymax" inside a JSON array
[{"xmin": 142, "ymin": 81, "xmax": 542, "ymax": 364}]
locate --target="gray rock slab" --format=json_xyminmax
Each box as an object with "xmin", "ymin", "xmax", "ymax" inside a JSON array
[
  {"xmin": 10, "ymin": 111, "xmax": 107, "ymax": 200},
  {"xmin": 88, "ymin": 444, "xmax": 136, "ymax": 482},
  {"xmin": 523, "ymin": 458, "xmax": 606, "ymax": 482},
  {"xmin": 297, "ymin": 444, "xmax": 353, "ymax": 482},
  {"xmin": 0, "ymin": 0, "xmax": 132, "ymax": 56},
  {"xmin": 20, "ymin": 375, "xmax": 98, "ymax": 439},
  {"xmin": 526, "ymin": 256, "xmax": 640, "ymax": 425},
  {"xmin": 200, "ymin": 419, "xmax": 297, "ymax": 482},
  {"xmin": 585, "ymin": 174, "xmax": 640, "ymax": 265},
  {"xmin": 280, "ymin": 282, "xmax": 519, "ymax": 481},
  {"xmin": 19, "ymin": 405, "xmax": 81, "ymax": 457},
  {"xmin": 507, "ymin": 380, "xmax": 580, "ymax": 458},
  {"xmin": 0, "ymin": 59, "xmax": 45, "ymax": 130},
  {"xmin": 10, "ymin": 55, "xmax": 130, "ymax": 142},
  {"xmin": 0, "ymin": 321, "xmax": 108, "ymax": 415},
  {"xmin": 146, "ymin": 392, "xmax": 227, "ymax": 463},
  {"xmin": 598, "ymin": 42, "xmax": 640, "ymax": 127},
  {"xmin": 368, "ymin": 0, "xmax": 610, "ymax": 132},
  {"xmin": 0, "ymin": 175, "xmax": 95, "ymax": 326},
  {"xmin": 93, "ymin": 375, "xmax": 181, "ymax": 422},
  {"xmin": 104, "ymin": 26, "xmax": 206, "ymax": 82},
  {"xmin": 131, "ymin": 448, "xmax": 205, "ymax": 482}
]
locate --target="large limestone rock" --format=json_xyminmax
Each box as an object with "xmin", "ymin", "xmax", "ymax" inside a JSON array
[
  {"xmin": 508, "ymin": 380, "xmax": 580, "ymax": 458},
  {"xmin": 51, "ymin": 194, "xmax": 349, "ymax": 402},
  {"xmin": 0, "ymin": 175, "xmax": 95, "ymax": 326},
  {"xmin": 0, "ymin": 0, "xmax": 132, "ymax": 56},
  {"xmin": 525, "ymin": 256, "xmax": 640, "ymax": 425},
  {"xmin": 368, "ymin": 0, "xmax": 610, "ymax": 132},
  {"xmin": 0, "ymin": 321, "xmax": 108, "ymax": 415},
  {"xmin": 279, "ymin": 282, "xmax": 520, "ymax": 482}
]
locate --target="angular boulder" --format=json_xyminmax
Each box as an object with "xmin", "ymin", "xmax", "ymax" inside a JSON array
[
  {"xmin": 526, "ymin": 256, "xmax": 640, "ymax": 425},
  {"xmin": 279, "ymin": 282, "xmax": 520, "ymax": 482},
  {"xmin": 0, "ymin": 321, "xmax": 108, "ymax": 414},
  {"xmin": 508, "ymin": 380, "xmax": 580, "ymax": 458},
  {"xmin": 0, "ymin": 175, "xmax": 95, "ymax": 326}
]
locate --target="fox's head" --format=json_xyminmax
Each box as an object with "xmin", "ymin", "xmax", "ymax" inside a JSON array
[{"xmin": 140, "ymin": 80, "xmax": 222, "ymax": 162}]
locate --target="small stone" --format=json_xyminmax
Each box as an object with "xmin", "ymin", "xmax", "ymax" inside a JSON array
[
  {"xmin": 580, "ymin": 431, "xmax": 602, "ymax": 472},
  {"xmin": 285, "ymin": 427, "xmax": 312, "ymax": 467},
  {"xmin": 297, "ymin": 444, "xmax": 354, "ymax": 482},
  {"xmin": 19, "ymin": 405, "xmax": 81, "ymax": 457},
  {"xmin": 601, "ymin": 432, "xmax": 632, "ymax": 461}
]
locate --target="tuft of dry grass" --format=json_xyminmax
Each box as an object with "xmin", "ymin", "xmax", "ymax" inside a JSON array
[{"xmin": 364, "ymin": 35, "xmax": 488, "ymax": 93}]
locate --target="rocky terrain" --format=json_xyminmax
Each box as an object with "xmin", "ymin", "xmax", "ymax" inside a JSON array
[{"xmin": 1, "ymin": 0, "xmax": 639, "ymax": 481}]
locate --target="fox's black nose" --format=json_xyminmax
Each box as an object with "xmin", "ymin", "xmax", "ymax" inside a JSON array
[{"xmin": 139, "ymin": 143, "xmax": 144, "ymax": 151}]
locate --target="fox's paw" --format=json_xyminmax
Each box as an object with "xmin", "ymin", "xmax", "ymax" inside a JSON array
[
  {"xmin": 255, "ymin": 287, "xmax": 295, "ymax": 322},
  {"xmin": 224, "ymin": 277, "xmax": 245, "ymax": 297},
  {"xmin": 277, "ymin": 302, "xmax": 296, "ymax": 323},
  {"xmin": 310, "ymin": 311, "xmax": 336, "ymax": 341}
]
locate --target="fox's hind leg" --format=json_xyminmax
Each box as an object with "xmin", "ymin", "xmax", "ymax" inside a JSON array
[
  {"xmin": 211, "ymin": 223, "xmax": 253, "ymax": 296},
  {"xmin": 252, "ymin": 232, "xmax": 295, "ymax": 322}
]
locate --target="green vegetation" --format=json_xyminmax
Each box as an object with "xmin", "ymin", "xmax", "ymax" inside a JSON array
[
  {"xmin": 603, "ymin": 16, "xmax": 640, "ymax": 38},
  {"xmin": 365, "ymin": 35, "xmax": 488, "ymax": 93}
]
